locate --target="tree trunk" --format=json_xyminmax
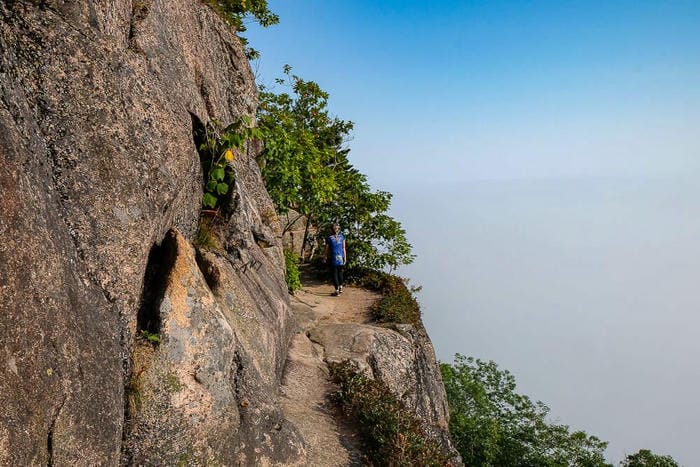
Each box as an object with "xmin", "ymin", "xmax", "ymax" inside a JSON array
[{"xmin": 300, "ymin": 216, "xmax": 311, "ymax": 260}]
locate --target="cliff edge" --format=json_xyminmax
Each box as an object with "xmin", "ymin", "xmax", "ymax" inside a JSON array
[{"xmin": 0, "ymin": 1, "xmax": 459, "ymax": 465}]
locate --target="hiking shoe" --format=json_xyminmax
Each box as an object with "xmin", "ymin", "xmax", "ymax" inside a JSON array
[
  {"xmin": 338, "ymin": 286, "xmax": 343, "ymax": 294},
  {"xmin": 333, "ymin": 289, "xmax": 340, "ymax": 296}
]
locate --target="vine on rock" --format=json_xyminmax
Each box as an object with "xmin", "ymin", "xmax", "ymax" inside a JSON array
[{"xmin": 199, "ymin": 117, "xmax": 261, "ymax": 210}]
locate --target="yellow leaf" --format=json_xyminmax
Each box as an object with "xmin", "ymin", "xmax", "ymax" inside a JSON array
[{"xmin": 225, "ymin": 149, "xmax": 235, "ymax": 161}]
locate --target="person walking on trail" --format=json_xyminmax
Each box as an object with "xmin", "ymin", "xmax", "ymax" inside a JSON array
[{"xmin": 324, "ymin": 223, "xmax": 346, "ymax": 296}]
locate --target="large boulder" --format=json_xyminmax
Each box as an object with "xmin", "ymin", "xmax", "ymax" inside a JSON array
[
  {"xmin": 310, "ymin": 322, "xmax": 459, "ymax": 460},
  {"xmin": 124, "ymin": 230, "xmax": 305, "ymax": 465}
]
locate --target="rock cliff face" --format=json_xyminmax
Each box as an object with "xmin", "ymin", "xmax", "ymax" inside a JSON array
[
  {"xmin": 0, "ymin": 0, "xmax": 298, "ymax": 464},
  {"xmin": 0, "ymin": 1, "xmax": 459, "ymax": 465}
]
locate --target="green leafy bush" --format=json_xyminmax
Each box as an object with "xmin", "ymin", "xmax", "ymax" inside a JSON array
[
  {"xmin": 194, "ymin": 217, "xmax": 220, "ymax": 250},
  {"xmin": 284, "ymin": 249, "xmax": 302, "ymax": 293},
  {"xmin": 370, "ymin": 275, "xmax": 421, "ymax": 325},
  {"xmin": 329, "ymin": 360, "xmax": 450, "ymax": 466},
  {"xmin": 350, "ymin": 269, "xmax": 421, "ymax": 325},
  {"xmin": 348, "ymin": 266, "xmax": 387, "ymax": 290}
]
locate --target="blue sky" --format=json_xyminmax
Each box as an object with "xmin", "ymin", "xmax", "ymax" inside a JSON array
[{"xmin": 247, "ymin": 1, "xmax": 700, "ymax": 185}]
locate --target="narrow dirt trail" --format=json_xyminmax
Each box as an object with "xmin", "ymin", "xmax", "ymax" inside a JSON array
[{"xmin": 278, "ymin": 273, "xmax": 380, "ymax": 466}]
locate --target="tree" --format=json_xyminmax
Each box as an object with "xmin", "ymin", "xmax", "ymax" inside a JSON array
[
  {"xmin": 257, "ymin": 66, "xmax": 342, "ymax": 222},
  {"xmin": 316, "ymin": 157, "xmax": 414, "ymax": 271},
  {"xmin": 440, "ymin": 354, "xmax": 611, "ymax": 467},
  {"xmin": 620, "ymin": 449, "xmax": 679, "ymax": 467},
  {"xmin": 257, "ymin": 66, "xmax": 414, "ymax": 270}
]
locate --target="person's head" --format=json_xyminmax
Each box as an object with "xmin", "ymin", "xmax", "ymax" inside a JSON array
[{"xmin": 332, "ymin": 223, "xmax": 340, "ymax": 234}]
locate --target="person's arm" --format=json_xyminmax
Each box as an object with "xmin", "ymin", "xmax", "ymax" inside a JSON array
[{"xmin": 342, "ymin": 240, "xmax": 347, "ymax": 265}]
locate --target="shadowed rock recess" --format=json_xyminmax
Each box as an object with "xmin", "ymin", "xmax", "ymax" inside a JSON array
[{"xmin": 0, "ymin": 1, "xmax": 460, "ymax": 465}]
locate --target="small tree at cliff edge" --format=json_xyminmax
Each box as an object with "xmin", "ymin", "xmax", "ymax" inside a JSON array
[{"xmin": 257, "ymin": 65, "xmax": 414, "ymax": 271}]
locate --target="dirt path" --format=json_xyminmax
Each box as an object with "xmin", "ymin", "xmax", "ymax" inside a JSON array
[{"xmin": 278, "ymin": 273, "xmax": 380, "ymax": 466}]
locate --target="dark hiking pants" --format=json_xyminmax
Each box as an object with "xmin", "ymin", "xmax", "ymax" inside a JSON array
[{"xmin": 331, "ymin": 264, "xmax": 344, "ymax": 290}]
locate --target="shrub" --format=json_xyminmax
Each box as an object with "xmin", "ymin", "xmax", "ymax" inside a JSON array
[
  {"xmin": 371, "ymin": 275, "xmax": 421, "ymax": 325},
  {"xmin": 346, "ymin": 266, "xmax": 387, "ymax": 290},
  {"xmin": 621, "ymin": 449, "xmax": 679, "ymax": 467},
  {"xmin": 284, "ymin": 250, "xmax": 302, "ymax": 293},
  {"xmin": 329, "ymin": 360, "xmax": 450, "ymax": 466},
  {"xmin": 139, "ymin": 329, "xmax": 160, "ymax": 344},
  {"xmin": 350, "ymin": 269, "xmax": 422, "ymax": 325}
]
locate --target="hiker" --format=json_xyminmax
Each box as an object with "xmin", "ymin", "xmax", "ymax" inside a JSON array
[{"xmin": 324, "ymin": 223, "xmax": 346, "ymax": 296}]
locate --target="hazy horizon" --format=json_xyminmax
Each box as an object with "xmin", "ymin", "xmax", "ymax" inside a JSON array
[{"xmin": 392, "ymin": 175, "xmax": 700, "ymax": 465}]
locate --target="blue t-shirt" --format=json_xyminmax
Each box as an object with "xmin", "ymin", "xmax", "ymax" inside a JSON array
[{"xmin": 328, "ymin": 233, "xmax": 345, "ymax": 266}]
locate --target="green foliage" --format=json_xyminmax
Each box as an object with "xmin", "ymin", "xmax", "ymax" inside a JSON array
[
  {"xmin": 440, "ymin": 354, "xmax": 611, "ymax": 467},
  {"xmin": 257, "ymin": 66, "xmax": 342, "ymax": 217},
  {"xmin": 357, "ymin": 270, "xmax": 421, "ymax": 325},
  {"xmin": 329, "ymin": 360, "xmax": 451, "ymax": 466},
  {"xmin": 349, "ymin": 267, "xmax": 388, "ymax": 290},
  {"xmin": 257, "ymin": 66, "xmax": 414, "ymax": 271},
  {"xmin": 199, "ymin": 117, "xmax": 261, "ymax": 209},
  {"xmin": 126, "ymin": 378, "xmax": 142, "ymax": 413},
  {"xmin": 201, "ymin": 0, "xmax": 277, "ymax": 59},
  {"xmin": 139, "ymin": 330, "xmax": 160, "ymax": 344},
  {"xmin": 176, "ymin": 450, "xmax": 194, "ymax": 467},
  {"xmin": 283, "ymin": 250, "xmax": 302, "ymax": 292},
  {"xmin": 350, "ymin": 268, "xmax": 422, "ymax": 324},
  {"xmin": 318, "ymin": 165, "xmax": 414, "ymax": 272},
  {"xmin": 621, "ymin": 449, "xmax": 679, "ymax": 467},
  {"xmin": 201, "ymin": 0, "xmax": 279, "ymax": 31}
]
